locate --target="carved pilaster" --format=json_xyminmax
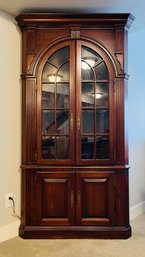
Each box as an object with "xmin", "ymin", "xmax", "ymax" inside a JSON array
[
  {"xmin": 115, "ymin": 77, "xmax": 128, "ymax": 164},
  {"xmin": 22, "ymin": 78, "xmax": 37, "ymax": 164}
]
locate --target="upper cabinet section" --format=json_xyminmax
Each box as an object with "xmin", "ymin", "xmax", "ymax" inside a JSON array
[
  {"xmin": 16, "ymin": 13, "xmax": 134, "ymax": 77},
  {"xmin": 16, "ymin": 13, "xmax": 134, "ymax": 166}
]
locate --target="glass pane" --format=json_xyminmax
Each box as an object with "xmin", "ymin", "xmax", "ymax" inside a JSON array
[
  {"xmin": 95, "ymin": 83, "xmax": 109, "ymax": 107},
  {"xmin": 56, "ymin": 84, "xmax": 70, "ymax": 108},
  {"xmin": 82, "ymin": 83, "xmax": 94, "ymax": 107},
  {"xmin": 96, "ymin": 110, "xmax": 109, "ymax": 133},
  {"xmin": 82, "ymin": 46, "xmax": 101, "ymax": 68},
  {"xmin": 56, "ymin": 136, "xmax": 69, "ymax": 159},
  {"xmin": 42, "ymin": 63, "xmax": 57, "ymax": 82},
  {"xmin": 81, "ymin": 136, "xmax": 94, "ymax": 159},
  {"xmin": 59, "ymin": 62, "xmax": 69, "ymax": 82},
  {"xmin": 81, "ymin": 61, "xmax": 94, "ymax": 80},
  {"xmin": 56, "ymin": 111, "xmax": 69, "ymax": 134},
  {"xmin": 96, "ymin": 136, "xmax": 109, "ymax": 159},
  {"xmin": 42, "ymin": 84, "xmax": 55, "ymax": 108},
  {"xmin": 82, "ymin": 110, "xmax": 94, "ymax": 133},
  {"xmin": 42, "ymin": 111, "xmax": 55, "ymax": 135},
  {"xmin": 42, "ymin": 136, "xmax": 55, "ymax": 159},
  {"xmin": 49, "ymin": 47, "xmax": 69, "ymax": 68},
  {"xmin": 94, "ymin": 62, "xmax": 109, "ymax": 80}
]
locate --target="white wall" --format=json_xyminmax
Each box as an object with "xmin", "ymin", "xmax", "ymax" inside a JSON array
[
  {"xmin": 128, "ymin": 29, "xmax": 145, "ymax": 218},
  {"xmin": 0, "ymin": 10, "xmax": 21, "ymax": 241}
]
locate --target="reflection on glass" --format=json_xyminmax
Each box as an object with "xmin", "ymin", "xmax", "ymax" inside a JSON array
[
  {"xmin": 95, "ymin": 83, "xmax": 109, "ymax": 107},
  {"xmin": 49, "ymin": 47, "xmax": 69, "ymax": 68},
  {"xmin": 96, "ymin": 110, "xmax": 109, "ymax": 133},
  {"xmin": 94, "ymin": 62, "xmax": 109, "ymax": 80},
  {"xmin": 42, "ymin": 111, "xmax": 55, "ymax": 134},
  {"xmin": 59, "ymin": 62, "xmax": 69, "ymax": 81},
  {"xmin": 82, "ymin": 110, "xmax": 94, "ymax": 133},
  {"xmin": 56, "ymin": 84, "xmax": 69, "ymax": 108},
  {"xmin": 56, "ymin": 136, "xmax": 69, "ymax": 159},
  {"xmin": 81, "ymin": 83, "xmax": 94, "ymax": 107},
  {"xmin": 42, "ymin": 84, "xmax": 55, "ymax": 108},
  {"xmin": 42, "ymin": 62, "xmax": 57, "ymax": 82},
  {"xmin": 96, "ymin": 136, "xmax": 109, "ymax": 159},
  {"xmin": 56, "ymin": 111, "xmax": 69, "ymax": 134},
  {"xmin": 81, "ymin": 61, "xmax": 94, "ymax": 80},
  {"xmin": 81, "ymin": 136, "xmax": 94, "ymax": 159},
  {"xmin": 42, "ymin": 136, "xmax": 55, "ymax": 159},
  {"xmin": 82, "ymin": 46, "xmax": 101, "ymax": 66}
]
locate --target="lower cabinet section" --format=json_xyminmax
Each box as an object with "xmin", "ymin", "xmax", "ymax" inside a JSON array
[
  {"xmin": 20, "ymin": 168, "xmax": 131, "ymax": 239},
  {"xmin": 36, "ymin": 171, "xmax": 115, "ymax": 227}
]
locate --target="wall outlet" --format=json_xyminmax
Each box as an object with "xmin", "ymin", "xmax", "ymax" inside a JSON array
[{"xmin": 5, "ymin": 193, "xmax": 14, "ymax": 208}]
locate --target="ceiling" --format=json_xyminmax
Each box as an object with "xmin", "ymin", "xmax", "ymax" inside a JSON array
[{"xmin": 0, "ymin": 0, "xmax": 145, "ymax": 33}]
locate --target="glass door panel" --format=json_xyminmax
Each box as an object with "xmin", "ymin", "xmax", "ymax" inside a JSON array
[
  {"xmin": 81, "ymin": 83, "xmax": 95, "ymax": 107},
  {"xmin": 81, "ymin": 136, "xmax": 95, "ymax": 159},
  {"xmin": 96, "ymin": 136, "xmax": 109, "ymax": 159},
  {"xmin": 40, "ymin": 44, "xmax": 74, "ymax": 163},
  {"xmin": 95, "ymin": 83, "xmax": 109, "ymax": 107},
  {"xmin": 82, "ymin": 110, "xmax": 94, "ymax": 133},
  {"xmin": 42, "ymin": 136, "xmax": 55, "ymax": 159},
  {"xmin": 56, "ymin": 111, "xmax": 69, "ymax": 134},
  {"xmin": 56, "ymin": 83, "xmax": 69, "ymax": 108},
  {"xmin": 76, "ymin": 43, "xmax": 112, "ymax": 163},
  {"xmin": 42, "ymin": 84, "xmax": 55, "ymax": 108},
  {"xmin": 96, "ymin": 110, "xmax": 109, "ymax": 133}
]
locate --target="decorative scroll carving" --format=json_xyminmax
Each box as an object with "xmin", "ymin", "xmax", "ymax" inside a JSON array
[
  {"xmin": 115, "ymin": 53, "xmax": 124, "ymax": 71},
  {"xmin": 27, "ymin": 54, "xmax": 36, "ymax": 72}
]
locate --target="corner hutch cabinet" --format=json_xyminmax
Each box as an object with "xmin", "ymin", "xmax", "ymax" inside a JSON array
[{"xmin": 16, "ymin": 13, "xmax": 134, "ymax": 239}]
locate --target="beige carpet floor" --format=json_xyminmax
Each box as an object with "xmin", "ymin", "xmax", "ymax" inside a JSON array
[{"xmin": 0, "ymin": 214, "xmax": 145, "ymax": 257}]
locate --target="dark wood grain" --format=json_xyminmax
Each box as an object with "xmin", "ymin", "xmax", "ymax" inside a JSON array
[{"xmin": 17, "ymin": 12, "xmax": 133, "ymax": 239}]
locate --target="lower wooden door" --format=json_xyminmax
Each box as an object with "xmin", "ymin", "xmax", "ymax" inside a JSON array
[
  {"xmin": 35, "ymin": 170, "xmax": 115, "ymax": 227},
  {"xmin": 76, "ymin": 171, "xmax": 115, "ymax": 226},
  {"xmin": 36, "ymin": 171, "xmax": 75, "ymax": 226}
]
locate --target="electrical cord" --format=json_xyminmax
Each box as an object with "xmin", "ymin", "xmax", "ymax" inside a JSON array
[{"xmin": 8, "ymin": 197, "xmax": 21, "ymax": 220}]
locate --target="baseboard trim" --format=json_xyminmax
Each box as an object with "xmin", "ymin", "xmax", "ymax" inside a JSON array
[
  {"xmin": 0, "ymin": 221, "xmax": 20, "ymax": 242},
  {"xmin": 130, "ymin": 201, "xmax": 145, "ymax": 221},
  {"xmin": 0, "ymin": 202, "xmax": 145, "ymax": 242}
]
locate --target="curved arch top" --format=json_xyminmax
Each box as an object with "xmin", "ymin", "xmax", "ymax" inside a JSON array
[{"xmin": 33, "ymin": 36, "xmax": 121, "ymax": 78}]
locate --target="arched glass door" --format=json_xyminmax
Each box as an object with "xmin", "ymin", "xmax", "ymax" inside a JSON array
[
  {"xmin": 76, "ymin": 41, "xmax": 114, "ymax": 164},
  {"xmin": 37, "ymin": 41, "xmax": 75, "ymax": 164},
  {"xmin": 37, "ymin": 40, "xmax": 114, "ymax": 165}
]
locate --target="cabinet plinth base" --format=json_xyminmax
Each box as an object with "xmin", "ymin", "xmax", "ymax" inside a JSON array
[{"xmin": 19, "ymin": 225, "xmax": 132, "ymax": 239}]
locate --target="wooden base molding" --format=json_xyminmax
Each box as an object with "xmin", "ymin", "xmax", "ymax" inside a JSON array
[{"xmin": 19, "ymin": 225, "xmax": 131, "ymax": 239}]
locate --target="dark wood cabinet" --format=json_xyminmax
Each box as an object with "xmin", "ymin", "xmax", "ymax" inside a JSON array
[
  {"xmin": 16, "ymin": 13, "xmax": 134, "ymax": 239},
  {"xmin": 76, "ymin": 171, "xmax": 115, "ymax": 226},
  {"xmin": 36, "ymin": 171, "xmax": 75, "ymax": 226}
]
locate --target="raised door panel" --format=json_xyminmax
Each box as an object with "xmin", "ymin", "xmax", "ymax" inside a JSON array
[
  {"xmin": 76, "ymin": 171, "xmax": 115, "ymax": 226},
  {"xmin": 36, "ymin": 171, "xmax": 75, "ymax": 226}
]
